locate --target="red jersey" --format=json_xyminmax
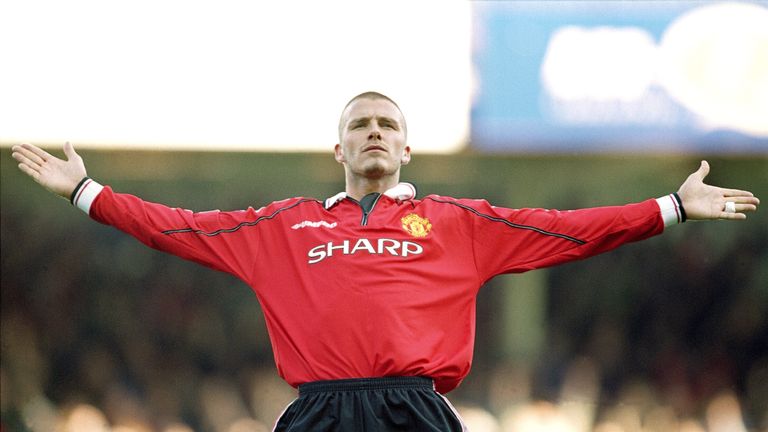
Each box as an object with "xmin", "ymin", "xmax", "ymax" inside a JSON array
[{"xmin": 73, "ymin": 180, "xmax": 682, "ymax": 393}]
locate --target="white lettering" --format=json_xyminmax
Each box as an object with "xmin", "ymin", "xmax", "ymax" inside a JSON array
[
  {"xmin": 351, "ymin": 238, "xmax": 376, "ymax": 254},
  {"xmin": 402, "ymin": 241, "xmax": 423, "ymax": 257},
  {"xmin": 307, "ymin": 245, "xmax": 327, "ymax": 264},
  {"xmin": 307, "ymin": 238, "xmax": 424, "ymax": 264},
  {"xmin": 327, "ymin": 240, "xmax": 349, "ymax": 257},
  {"xmin": 378, "ymin": 238, "xmax": 400, "ymax": 255},
  {"xmin": 292, "ymin": 220, "xmax": 338, "ymax": 230}
]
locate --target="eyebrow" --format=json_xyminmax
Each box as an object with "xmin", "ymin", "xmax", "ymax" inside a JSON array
[{"xmin": 347, "ymin": 116, "xmax": 401, "ymax": 130}]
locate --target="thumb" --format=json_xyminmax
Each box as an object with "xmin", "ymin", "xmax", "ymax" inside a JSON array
[
  {"xmin": 693, "ymin": 160, "xmax": 710, "ymax": 181},
  {"xmin": 63, "ymin": 141, "xmax": 78, "ymax": 160}
]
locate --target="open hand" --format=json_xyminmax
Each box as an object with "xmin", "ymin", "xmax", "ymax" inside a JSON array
[
  {"xmin": 11, "ymin": 142, "xmax": 87, "ymax": 199},
  {"xmin": 677, "ymin": 161, "xmax": 760, "ymax": 220}
]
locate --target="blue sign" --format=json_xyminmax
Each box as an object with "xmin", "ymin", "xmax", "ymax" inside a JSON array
[{"xmin": 471, "ymin": 1, "xmax": 768, "ymax": 153}]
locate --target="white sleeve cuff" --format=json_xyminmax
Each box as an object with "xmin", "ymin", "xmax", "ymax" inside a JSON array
[
  {"xmin": 71, "ymin": 178, "xmax": 104, "ymax": 215},
  {"xmin": 656, "ymin": 193, "xmax": 684, "ymax": 227}
]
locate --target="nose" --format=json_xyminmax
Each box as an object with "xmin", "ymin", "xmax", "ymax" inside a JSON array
[{"xmin": 368, "ymin": 128, "xmax": 382, "ymax": 141}]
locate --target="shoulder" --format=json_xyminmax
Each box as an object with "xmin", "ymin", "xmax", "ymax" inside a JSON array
[
  {"xmin": 418, "ymin": 195, "xmax": 495, "ymax": 211},
  {"xmin": 408, "ymin": 195, "xmax": 504, "ymax": 224},
  {"xmin": 249, "ymin": 196, "xmax": 323, "ymax": 216}
]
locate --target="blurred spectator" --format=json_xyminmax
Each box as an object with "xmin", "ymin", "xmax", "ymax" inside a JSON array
[
  {"xmin": 705, "ymin": 391, "xmax": 747, "ymax": 432},
  {"xmin": 1, "ymin": 154, "xmax": 765, "ymax": 431}
]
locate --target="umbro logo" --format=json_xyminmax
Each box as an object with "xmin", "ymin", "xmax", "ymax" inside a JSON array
[{"xmin": 292, "ymin": 220, "xmax": 338, "ymax": 230}]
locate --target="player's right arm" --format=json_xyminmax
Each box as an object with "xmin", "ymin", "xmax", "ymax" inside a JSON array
[{"xmin": 11, "ymin": 142, "xmax": 259, "ymax": 280}]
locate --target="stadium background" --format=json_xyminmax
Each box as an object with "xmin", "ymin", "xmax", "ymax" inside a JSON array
[{"xmin": 2, "ymin": 1, "xmax": 768, "ymax": 431}]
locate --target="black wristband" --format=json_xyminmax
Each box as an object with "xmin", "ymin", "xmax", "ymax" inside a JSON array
[
  {"xmin": 69, "ymin": 177, "xmax": 91, "ymax": 205},
  {"xmin": 673, "ymin": 192, "xmax": 687, "ymax": 223}
]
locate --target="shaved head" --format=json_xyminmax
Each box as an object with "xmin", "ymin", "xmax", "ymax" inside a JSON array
[{"xmin": 338, "ymin": 91, "xmax": 407, "ymax": 141}]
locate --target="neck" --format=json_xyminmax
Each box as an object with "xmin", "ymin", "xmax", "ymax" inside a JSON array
[{"xmin": 344, "ymin": 173, "xmax": 399, "ymax": 201}]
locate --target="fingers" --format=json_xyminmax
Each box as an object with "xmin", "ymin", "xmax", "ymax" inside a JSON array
[
  {"xmin": 12, "ymin": 151, "xmax": 42, "ymax": 173},
  {"xmin": 698, "ymin": 162, "xmax": 761, "ymax": 220},
  {"xmin": 734, "ymin": 195, "xmax": 760, "ymax": 205},
  {"xmin": 723, "ymin": 200, "xmax": 759, "ymax": 214},
  {"xmin": 721, "ymin": 188, "xmax": 756, "ymax": 198},
  {"xmin": 719, "ymin": 211, "xmax": 747, "ymax": 220},
  {"xmin": 721, "ymin": 189, "xmax": 760, "ymax": 209},
  {"xmin": 12, "ymin": 144, "xmax": 47, "ymax": 167},
  {"xmin": 736, "ymin": 203, "xmax": 758, "ymax": 213},
  {"xmin": 21, "ymin": 143, "xmax": 54, "ymax": 163},
  {"xmin": 720, "ymin": 196, "xmax": 759, "ymax": 220},
  {"xmin": 11, "ymin": 146, "xmax": 48, "ymax": 179},
  {"xmin": 17, "ymin": 162, "xmax": 41, "ymax": 182}
]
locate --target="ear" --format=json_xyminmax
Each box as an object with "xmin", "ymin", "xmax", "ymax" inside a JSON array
[
  {"xmin": 334, "ymin": 143, "xmax": 345, "ymax": 164},
  {"xmin": 400, "ymin": 145, "xmax": 411, "ymax": 165}
]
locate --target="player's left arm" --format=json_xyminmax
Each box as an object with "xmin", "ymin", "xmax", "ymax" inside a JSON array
[
  {"xmin": 677, "ymin": 160, "xmax": 759, "ymax": 220},
  {"xmin": 470, "ymin": 161, "xmax": 760, "ymax": 278}
]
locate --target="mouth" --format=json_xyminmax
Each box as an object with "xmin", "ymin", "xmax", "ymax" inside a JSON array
[{"xmin": 363, "ymin": 145, "xmax": 387, "ymax": 153}]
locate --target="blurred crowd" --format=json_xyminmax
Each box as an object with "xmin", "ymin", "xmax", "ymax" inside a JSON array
[{"xmin": 2, "ymin": 197, "xmax": 766, "ymax": 432}]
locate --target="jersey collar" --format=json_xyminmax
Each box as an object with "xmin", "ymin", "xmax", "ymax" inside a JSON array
[{"xmin": 324, "ymin": 182, "xmax": 416, "ymax": 209}]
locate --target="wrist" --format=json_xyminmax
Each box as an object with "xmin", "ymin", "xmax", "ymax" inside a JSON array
[
  {"xmin": 69, "ymin": 177, "xmax": 91, "ymax": 203},
  {"xmin": 672, "ymin": 192, "xmax": 687, "ymax": 222},
  {"xmin": 70, "ymin": 177, "xmax": 104, "ymax": 215},
  {"xmin": 656, "ymin": 193, "xmax": 687, "ymax": 227}
]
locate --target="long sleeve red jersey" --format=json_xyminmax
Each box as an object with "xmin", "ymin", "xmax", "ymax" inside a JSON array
[{"xmin": 72, "ymin": 179, "xmax": 683, "ymax": 394}]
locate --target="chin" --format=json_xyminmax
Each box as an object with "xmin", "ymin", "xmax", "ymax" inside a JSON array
[{"xmin": 359, "ymin": 162, "xmax": 395, "ymax": 179}]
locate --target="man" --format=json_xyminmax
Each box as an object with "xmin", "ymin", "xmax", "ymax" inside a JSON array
[{"xmin": 11, "ymin": 91, "xmax": 760, "ymax": 431}]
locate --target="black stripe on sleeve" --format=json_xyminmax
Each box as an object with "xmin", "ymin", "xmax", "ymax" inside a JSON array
[
  {"xmin": 426, "ymin": 197, "xmax": 586, "ymax": 245},
  {"xmin": 70, "ymin": 176, "xmax": 91, "ymax": 205},
  {"xmin": 672, "ymin": 192, "xmax": 687, "ymax": 223},
  {"xmin": 161, "ymin": 198, "xmax": 321, "ymax": 237}
]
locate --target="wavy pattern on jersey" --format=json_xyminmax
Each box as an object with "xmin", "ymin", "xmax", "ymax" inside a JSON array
[
  {"xmin": 161, "ymin": 199, "xmax": 321, "ymax": 237},
  {"xmin": 425, "ymin": 197, "xmax": 586, "ymax": 245}
]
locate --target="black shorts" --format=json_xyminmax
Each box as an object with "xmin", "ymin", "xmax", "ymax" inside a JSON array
[{"xmin": 273, "ymin": 377, "xmax": 467, "ymax": 432}]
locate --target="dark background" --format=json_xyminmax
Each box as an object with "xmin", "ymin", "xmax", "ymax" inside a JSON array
[{"xmin": 2, "ymin": 149, "xmax": 766, "ymax": 431}]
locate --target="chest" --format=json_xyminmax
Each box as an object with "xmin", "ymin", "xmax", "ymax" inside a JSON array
[{"xmin": 259, "ymin": 200, "xmax": 471, "ymax": 270}]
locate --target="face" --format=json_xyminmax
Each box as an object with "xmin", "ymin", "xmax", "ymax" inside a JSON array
[{"xmin": 335, "ymin": 98, "xmax": 411, "ymax": 180}]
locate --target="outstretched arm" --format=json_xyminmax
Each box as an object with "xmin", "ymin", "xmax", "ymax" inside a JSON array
[
  {"xmin": 11, "ymin": 142, "xmax": 262, "ymax": 280},
  {"xmin": 677, "ymin": 160, "xmax": 760, "ymax": 221},
  {"xmin": 11, "ymin": 142, "xmax": 86, "ymax": 199}
]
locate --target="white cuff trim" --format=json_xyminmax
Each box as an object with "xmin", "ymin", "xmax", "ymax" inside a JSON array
[
  {"xmin": 73, "ymin": 179, "xmax": 104, "ymax": 215},
  {"xmin": 656, "ymin": 194, "xmax": 682, "ymax": 227}
]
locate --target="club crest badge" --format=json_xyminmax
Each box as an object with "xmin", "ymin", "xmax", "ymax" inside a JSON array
[{"xmin": 401, "ymin": 213, "xmax": 432, "ymax": 238}]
